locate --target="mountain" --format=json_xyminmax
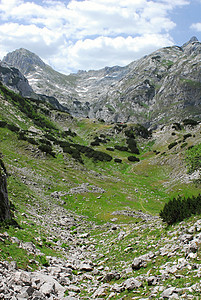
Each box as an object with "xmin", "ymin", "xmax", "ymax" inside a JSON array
[
  {"xmin": 0, "ymin": 81, "xmax": 200, "ymax": 298},
  {"xmin": 3, "ymin": 37, "xmax": 201, "ymax": 127},
  {"xmin": 0, "ymin": 59, "xmax": 69, "ymax": 112},
  {"xmin": 0, "ymin": 60, "xmax": 34, "ymax": 97}
]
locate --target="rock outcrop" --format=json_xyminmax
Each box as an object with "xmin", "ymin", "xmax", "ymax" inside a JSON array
[
  {"xmin": 0, "ymin": 159, "xmax": 10, "ymax": 222},
  {"xmin": 0, "ymin": 60, "xmax": 34, "ymax": 97}
]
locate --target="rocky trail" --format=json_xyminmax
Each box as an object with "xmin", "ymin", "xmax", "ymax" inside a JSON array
[{"xmin": 1, "ymin": 192, "xmax": 201, "ymax": 299}]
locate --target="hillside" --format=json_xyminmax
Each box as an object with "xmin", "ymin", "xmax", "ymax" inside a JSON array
[
  {"xmin": 0, "ymin": 82, "xmax": 201, "ymax": 299},
  {"xmin": 3, "ymin": 37, "xmax": 201, "ymax": 126}
]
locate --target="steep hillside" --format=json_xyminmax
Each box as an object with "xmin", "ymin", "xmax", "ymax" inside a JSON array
[
  {"xmin": 3, "ymin": 37, "xmax": 201, "ymax": 126},
  {"xmin": 0, "ymin": 83, "xmax": 201, "ymax": 298}
]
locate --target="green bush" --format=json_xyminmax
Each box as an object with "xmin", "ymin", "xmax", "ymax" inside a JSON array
[
  {"xmin": 114, "ymin": 145, "xmax": 128, "ymax": 152},
  {"xmin": 0, "ymin": 120, "xmax": 7, "ymax": 128},
  {"xmin": 26, "ymin": 137, "xmax": 38, "ymax": 145},
  {"xmin": 183, "ymin": 119, "xmax": 198, "ymax": 126},
  {"xmin": 44, "ymin": 133, "xmax": 57, "ymax": 142},
  {"xmin": 133, "ymin": 124, "xmax": 150, "ymax": 139},
  {"xmin": 114, "ymin": 158, "xmax": 122, "ymax": 163},
  {"xmin": 183, "ymin": 133, "xmax": 192, "ymax": 140},
  {"xmin": 181, "ymin": 142, "xmax": 187, "ymax": 149},
  {"xmin": 185, "ymin": 143, "xmax": 201, "ymax": 173},
  {"xmin": 39, "ymin": 138, "xmax": 51, "ymax": 146},
  {"xmin": 128, "ymin": 156, "xmax": 140, "ymax": 162},
  {"xmin": 124, "ymin": 129, "xmax": 135, "ymax": 138},
  {"xmin": 172, "ymin": 123, "xmax": 182, "ymax": 130},
  {"xmin": 168, "ymin": 142, "xmax": 177, "ymax": 149},
  {"xmin": 91, "ymin": 141, "xmax": 100, "ymax": 146},
  {"xmin": 127, "ymin": 138, "xmax": 139, "ymax": 154},
  {"xmin": 61, "ymin": 129, "xmax": 77, "ymax": 138},
  {"xmin": 160, "ymin": 194, "xmax": 201, "ymax": 225},
  {"xmin": 6, "ymin": 124, "xmax": 20, "ymax": 132},
  {"xmin": 38, "ymin": 144, "xmax": 55, "ymax": 157}
]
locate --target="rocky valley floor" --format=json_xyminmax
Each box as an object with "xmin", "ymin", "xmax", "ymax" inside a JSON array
[{"xmin": 1, "ymin": 193, "xmax": 201, "ymax": 299}]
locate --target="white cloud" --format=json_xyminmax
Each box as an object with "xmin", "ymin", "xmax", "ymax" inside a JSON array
[
  {"xmin": 191, "ymin": 23, "xmax": 201, "ymax": 32},
  {"xmin": 50, "ymin": 34, "xmax": 174, "ymax": 73},
  {"xmin": 0, "ymin": 0, "xmax": 190, "ymax": 73}
]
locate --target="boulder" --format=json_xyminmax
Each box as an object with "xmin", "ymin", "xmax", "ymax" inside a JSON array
[
  {"xmin": 124, "ymin": 277, "xmax": 143, "ymax": 290},
  {"xmin": 161, "ymin": 287, "xmax": 176, "ymax": 299},
  {"xmin": 132, "ymin": 257, "xmax": 147, "ymax": 270}
]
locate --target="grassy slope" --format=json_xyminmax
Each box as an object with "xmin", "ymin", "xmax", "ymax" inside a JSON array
[{"xmin": 0, "ymin": 85, "xmax": 200, "ymax": 275}]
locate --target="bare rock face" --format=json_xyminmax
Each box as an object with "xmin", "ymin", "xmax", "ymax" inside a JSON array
[
  {"xmin": 0, "ymin": 60, "xmax": 34, "ymax": 97},
  {"xmin": 0, "ymin": 160, "xmax": 11, "ymax": 222},
  {"xmin": 3, "ymin": 37, "xmax": 201, "ymax": 126}
]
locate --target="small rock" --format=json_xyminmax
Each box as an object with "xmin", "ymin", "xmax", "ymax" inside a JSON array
[
  {"xmin": 124, "ymin": 277, "xmax": 143, "ymax": 290},
  {"xmin": 79, "ymin": 263, "xmax": 93, "ymax": 272},
  {"xmin": 132, "ymin": 257, "xmax": 147, "ymax": 270},
  {"xmin": 161, "ymin": 287, "xmax": 176, "ymax": 298},
  {"xmin": 40, "ymin": 282, "xmax": 55, "ymax": 295}
]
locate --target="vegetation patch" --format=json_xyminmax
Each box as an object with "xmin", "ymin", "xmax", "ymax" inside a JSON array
[
  {"xmin": 168, "ymin": 141, "xmax": 177, "ymax": 150},
  {"xmin": 185, "ymin": 143, "xmax": 201, "ymax": 174},
  {"xmin": 160, "ymin": 194, "xmax": 201, "ymax": 225}
]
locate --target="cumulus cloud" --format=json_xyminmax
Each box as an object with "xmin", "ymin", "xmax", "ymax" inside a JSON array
[
  {"xmin": 52, "ymin": 34, "xmax": 174, "ymax": 73},
  {"xmin": 0, "ymin": 0, "xmax": 190, "ymax": 73},
  {"xmin": 191, "ymin": 23, "xmax": 201, "ymax": 32}
]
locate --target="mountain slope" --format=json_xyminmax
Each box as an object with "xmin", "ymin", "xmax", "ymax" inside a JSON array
[
  {"xmin": 3, "ymin": 37, "xmax": 201, "ymax": 126},
  {"xmin": 0, "ymin": 82, "xmax": 201, "ymax": 299}
]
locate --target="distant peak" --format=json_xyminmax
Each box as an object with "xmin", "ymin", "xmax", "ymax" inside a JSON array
[
  {"xmin": 3, "ymin": 48, "xmax": 46, "ymax": 75},
  {"xmin": 182, "ymin": 36, "xmax": 198, "ymax": 48}
]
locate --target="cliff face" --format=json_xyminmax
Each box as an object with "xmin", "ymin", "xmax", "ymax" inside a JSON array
[
  {"xmin": 0, "ymin": 160, "xmax": 10, "ymax": 222},
  {"xmin": 0, "ymin": 60, "xmax": 34, "ymax": 97}
]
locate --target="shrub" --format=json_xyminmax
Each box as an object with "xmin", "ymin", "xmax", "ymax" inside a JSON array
[
  {"xmin": 61, "ymin": 129, "xmax": 77, "ymax": 138},
  {"xmin": 26, "ymin": 137, "xmax": 38, "ymax": 145},
  {"xmin": 128, "ymin": 156, "xmax": 140, "ymax": 162},
  {"xmin": 133, "ymin": 124, "xmax": 150, "ymax": 139},
  {"xmin": 38, "ymin": 144, "xmax": 55, "ymax": 157},
  {"xmin": 127, "ymin": 138, "xmax": 139, "ymax": 154},
  {"xmin": 172, "ymin": 123, "xmax": 182, "ymax": 130},
  {"xmin": 0, "ymin": 121, "xmax": 7, "ymax": 128},
  {"xmin": 160, "ymin": 194, "xmax": 201, "ymax": 225},
  {"xmin": 114, "ymin": 145, "xmax": 128, "ymax": 152},
  {"xmin": 168, "ymin": 142, "xmax": 177, "ymax": 150},
  {"xmin": 91, "ymin": 141, "xmax": 100, "ymax": 146},
  {"xmin": 183, "ymin": 119, "xmax": 198, "ymax": 126},
  {"xmin": 114, "ymin": 158, "xmax": 122, "ymax": 163},
  {"xmin": 6, "ymin": 124, "xmax": 20, "ymax": 132},
  {"xmin": 183, "ymin": 133, "xmax": 192, "ymax": 140},
  {"xmin": 106, "ymin": 147, "xmax": 114, "ymax": 151},
  {"xmin": 89, "ymin": 150, "xmax": 112, "ymax": 162},
  {"xmin": 39, "ymin": 138, "xmax": 51, "ymax": 146},
  {"xmin": 44, "ymin": 133, "xmax": 57, "ymax": 142},
  {"xmin": 185, "ymin": 143, "xmax": 201, "ymax": 173},
  {"xmin": 124, "ymin": 129, "xmax": 135, "ymax": 138},
  {"xmin": 59, "ymin": 141, "xmax": 71, "ymax": 147},
  {"xmin": 181, "ymin": 142, "xmax": 187, "ymax": 149}
]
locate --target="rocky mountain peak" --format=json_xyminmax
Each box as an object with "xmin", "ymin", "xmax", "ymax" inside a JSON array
[
  {"xmin": 182, "ymin": 36, "xmax": 198, "ymax": 48},
  {"xmin": 3, "ymin": 48, "xmax": 46, "ymax": 75},
  {"xmin": 2, "ymin": 38, "xmax": 201, "ymax": 127}
]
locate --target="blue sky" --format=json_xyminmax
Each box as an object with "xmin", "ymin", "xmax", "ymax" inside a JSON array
[{"xmin": 0, "ymin": 0, "xmax": 200, "ymax": 74}]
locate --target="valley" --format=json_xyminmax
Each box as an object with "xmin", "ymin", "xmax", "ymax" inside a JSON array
[{"xmin": 0, "ymin": 81, "xmax": 200, "ymax": 299}]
